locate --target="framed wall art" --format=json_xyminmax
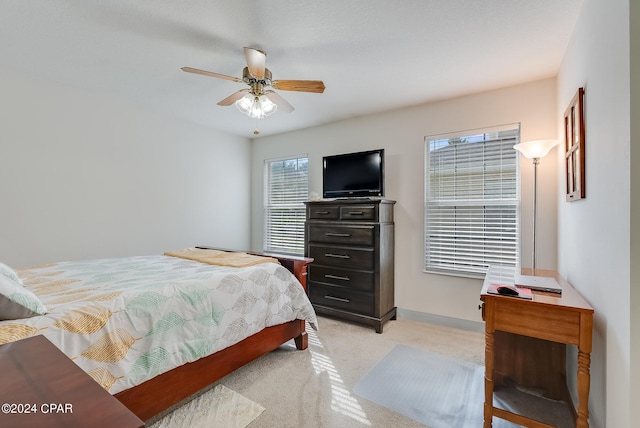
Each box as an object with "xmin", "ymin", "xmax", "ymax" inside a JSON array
[{"xmin": 564, "ymin": 87, "xmax": 585, "ymax": 201}]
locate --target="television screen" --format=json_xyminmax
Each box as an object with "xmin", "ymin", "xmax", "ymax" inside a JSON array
[{"xmin": 322, "ymin": 149, "xmax": 384, "ymax": 198}]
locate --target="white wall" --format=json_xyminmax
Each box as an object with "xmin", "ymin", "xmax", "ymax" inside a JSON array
[
  {"xmin": 251, "ymin": 78, "xmax": 558, "ymax": 325},
  {"xmin": 557, "ymin": 0, "xmax": 631, "ymax": 426},
  {"xmin": 630, "ymin": 1, "xmax": 640, "ymax": 424},
  {"xmin": 0, "ymin": 68, "xmax": 251, "ymax": 268}
]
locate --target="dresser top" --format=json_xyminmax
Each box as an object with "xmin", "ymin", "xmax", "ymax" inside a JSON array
[{"xmin": 305, "ymin": 198, "xmax": 396, "ymax": 205}]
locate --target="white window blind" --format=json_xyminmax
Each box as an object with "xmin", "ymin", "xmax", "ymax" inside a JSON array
[
  {"xmin": 424, "ymin": 125, "xmax": 520, "ymax": 277},
  {"xmin": 264, "ymin": 156, "xmax": 308, "ymax": 255}
]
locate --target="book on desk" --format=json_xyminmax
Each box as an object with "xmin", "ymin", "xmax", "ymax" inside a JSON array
[{"xmin": 486, "ymin": 283, "xmax": 533, "ymax": 299}]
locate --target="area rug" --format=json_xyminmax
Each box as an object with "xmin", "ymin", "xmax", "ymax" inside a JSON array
[
  {"xmin": 148, "ymin": 384, "xmax": 265, "ymax": 428},
  {"xmin": 353, "ymin": 344, "xmax": 517, "ymax": 428}
]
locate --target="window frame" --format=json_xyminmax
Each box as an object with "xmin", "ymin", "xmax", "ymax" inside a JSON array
[
  {"xmin": 424, "ymin": 124, "xmax": 521, "ymax": 278},
  {"xmin": 263, "ymin": 154, "xmax": 309, "ymax": 256}
]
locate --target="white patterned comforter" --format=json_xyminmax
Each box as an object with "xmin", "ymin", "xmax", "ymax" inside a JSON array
[{"xmin": 0, "ymin": 255, "xmax": 317, "ymax": 394}]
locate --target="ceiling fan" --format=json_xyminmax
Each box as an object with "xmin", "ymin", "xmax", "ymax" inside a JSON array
[{"xmin": 182, "ymin": 47, "xmax": 325, "ymax": 118}]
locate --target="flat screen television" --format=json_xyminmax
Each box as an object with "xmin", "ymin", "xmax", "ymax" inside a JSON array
[{"xmin": 322, "ymin": 149, "xmax": 384, "ymax": 198}]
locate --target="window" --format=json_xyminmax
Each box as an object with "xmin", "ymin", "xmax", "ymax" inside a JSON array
[
  {"xmin": 264, "ymin": 156, "xmax": 308, "ymax": 255},
  {"xmin": 424, "ymin": 125, "xmax": 520, "ymax": 277}
]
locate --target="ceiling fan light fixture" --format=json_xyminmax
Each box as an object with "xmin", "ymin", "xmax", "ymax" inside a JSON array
[
  {"xmin": 235, "ymin": 93, "xmax": 277, "ymax": 119},
  {"xmin": 258, "ymin": 94, "xmax": 277, "ymax": 116},
  {"xmin": 235, "ymin": 93, "xmax": 254, "ymax": 114}
]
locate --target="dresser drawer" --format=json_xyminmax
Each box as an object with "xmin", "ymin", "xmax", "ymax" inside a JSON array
[
  {"xmin": 307, "ymin": 224, "xmax": 375, "ymax": 246},
  {"xmin": 308, "ymin": 244, "xmax": 375, "ymax": 270},
  {"xmin": 309, "ymin": 265, "xmax": 374, "ymax": 291},
  {"xmin": 309, "ymin": 283, "xmax": 374, "ymax": 316},
  {"xmin": 308, "ymin": 205, "xmax": 339, "ymax": 220},
  {"xmin": 340, "ymin": 205, "xmax": 376, "ymax": 220}
]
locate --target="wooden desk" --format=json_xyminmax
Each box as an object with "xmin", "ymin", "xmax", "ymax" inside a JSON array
[
  {"xmin": 480, "ymin": 266, "xmax": 593, "ymax": 428},
  {"xmin": 0, "ymin": 335, "xmax": 144, "ymax": 428}
]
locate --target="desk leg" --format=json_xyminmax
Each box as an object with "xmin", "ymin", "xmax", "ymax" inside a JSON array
[
  {"xmin": 484, "ymin": 330, "xmax": 494, "ymax": 428},
  {"xmin": 576, "ymin": 349, "xmax": 591, "ymax": 428}
]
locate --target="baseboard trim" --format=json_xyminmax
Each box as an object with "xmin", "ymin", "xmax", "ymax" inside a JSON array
[{"xmin": 397, "ymin": 308, "xmax": 484, "ymax": 333}]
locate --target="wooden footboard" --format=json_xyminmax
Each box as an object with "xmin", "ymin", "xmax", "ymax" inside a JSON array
[{"xmin": 115, "ymin": 248, "xmax": 313, "ymax": 422}]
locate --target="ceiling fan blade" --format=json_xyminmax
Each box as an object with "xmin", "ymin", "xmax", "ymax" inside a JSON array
[
  {"xmin": 243, "ymin": 47, "xmax": 266, "ymax": 79},
  {"xmin": 271, "ymin": 79, "xmax": 325, "ymax": 93},
  {"xmin": 217, "ymin": 89, "xmax": 250, "ymax": 106},
  {"xmin": 264, "ymin": 90, "xmax": 295, "ymax": 113},
  {"xmin": 181, "ymin": 67, "xmax": 242, "ymax": 83}
]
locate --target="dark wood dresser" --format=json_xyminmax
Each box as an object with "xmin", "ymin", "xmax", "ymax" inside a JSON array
[{"xmin": 304, "ymin": 198, "xmax": 396, "ymax": 333}]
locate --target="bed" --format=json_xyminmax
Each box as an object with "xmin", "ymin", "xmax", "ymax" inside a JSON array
[{"xmin": 0, "ymin": 247, "xmax": 316, "ymax": 422}]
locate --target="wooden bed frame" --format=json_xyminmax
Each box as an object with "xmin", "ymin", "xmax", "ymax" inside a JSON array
[{"xmin": 114, "ymin": 247, "xmax": 313, "ymax": 422}]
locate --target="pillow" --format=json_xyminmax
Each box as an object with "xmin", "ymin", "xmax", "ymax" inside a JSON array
[
  {"xmin": 0, "ymin": 261, "xmax": 22, "ymax": 284},
  {"xmin": 0, "ymin": 274, "xmax": 47, "ymax": 320}
]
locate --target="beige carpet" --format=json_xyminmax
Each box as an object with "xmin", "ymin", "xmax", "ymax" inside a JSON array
[
  {"xmin": 146, "ymin": 316, "xmax": 487, "ymax": 427},
  {"xmin": 221, "ymin": 316, "xmax": 486, "ymax": 427},
  {"xmin": 148, "ymin": 384, "xmax": 264, "ymax": 428}
]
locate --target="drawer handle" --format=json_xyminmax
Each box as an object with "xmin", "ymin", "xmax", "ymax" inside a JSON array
[
  {"xmin": 325, "ymin": 295, "xmax": 350, "ymax": 303},
  {"xmin": 325, "ymin": 274, "xmax": 350, "ymax": 281},
  {"xmin": 325, "ymin": 232, "xmax": 351, "ymax": 237},
  {"xmin": 346, "ymin": 211, "xmax": 364, "ymax": 215},
  {"xmin": 324, "ymin": 253, "xmax": 350, "ymax": 259},
  {"xmin": 316, "ymin": 211, "xmax": 331, "ymax": 215}
]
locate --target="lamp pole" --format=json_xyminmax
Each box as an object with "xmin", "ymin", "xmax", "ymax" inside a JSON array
[
  {"xmin": 513, "ymin": 139, "xmax": 560, "ymax": 274},
  {"xmin": 531, "ymin": 157, "xmax": 539, "ymax": 273}
]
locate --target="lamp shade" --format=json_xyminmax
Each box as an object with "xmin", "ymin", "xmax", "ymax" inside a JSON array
[{"xmin": 513, "ymin": 139, "xmax": 560, "ymax": 159}]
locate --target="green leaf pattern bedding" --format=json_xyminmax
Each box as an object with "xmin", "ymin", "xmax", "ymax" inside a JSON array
[{"xmin": 0, "ymin": 255, "xmax": 317, "ymax": 394}]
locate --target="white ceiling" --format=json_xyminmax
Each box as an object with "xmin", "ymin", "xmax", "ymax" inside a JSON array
[{"xmin": 0, "ymin": 1, "xmax": 583, "ymax": 138}]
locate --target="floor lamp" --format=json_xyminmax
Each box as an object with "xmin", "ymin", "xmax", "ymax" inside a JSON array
[{"xmin": 513, "ymin": 139, "xmax": 559, "ymax": 273}]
